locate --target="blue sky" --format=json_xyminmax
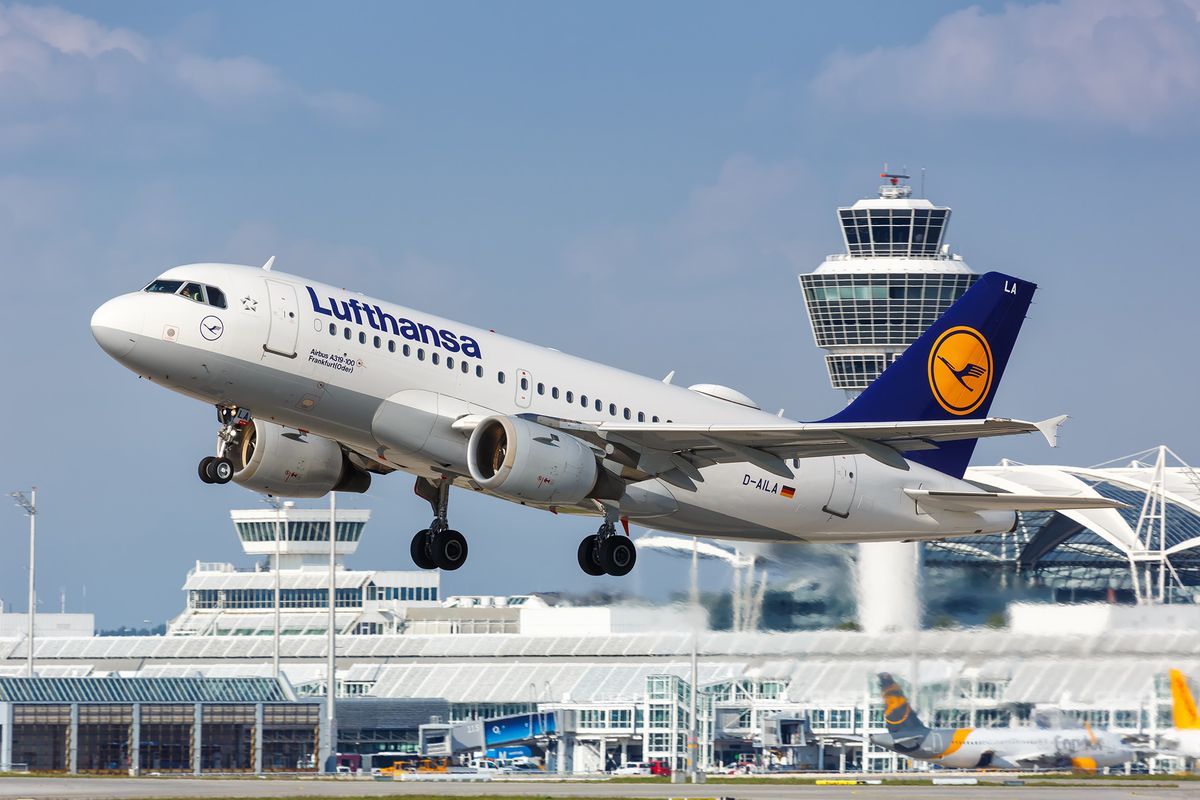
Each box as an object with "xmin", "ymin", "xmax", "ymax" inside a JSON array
[{"xmin": 1, "ymin": 1, "xmax": 1198, "ymax": 625}]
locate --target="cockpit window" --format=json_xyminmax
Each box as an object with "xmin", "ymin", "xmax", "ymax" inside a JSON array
[
  {"xmin": 144, "ymin": 279, "xmax": 183, "ymax": 295},
  {"xmin": 180, "ymin": 282, "xmax": 205, "ymax": 303},
  {"xmin": 206, "ymin": 286, "xmax": 227, "ymax": 308}
]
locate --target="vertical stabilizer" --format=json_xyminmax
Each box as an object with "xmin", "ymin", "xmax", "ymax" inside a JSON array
[
  {"xmin": 826, "ymin": 272, "xmax": 1036, "ymax": 478},
  {"xmin": 878, "ymin": 672, "xmax": 930, "ymax": 741},
  {"xmin": 1170, "ymin": 669, "xmax": 1200, "ymax": 729}
]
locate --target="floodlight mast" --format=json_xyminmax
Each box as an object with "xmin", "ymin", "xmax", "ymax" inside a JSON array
[
  {"xmin": 326, "ymin": 491, "xmax": 337, "ymax": 772},
  {"xmin": 10, "ymin": 488, "xmax": 36, "ymax": 678},
  {"xmin": 263, "ymin": 497, "xmax": 293, "ymax": 680}
]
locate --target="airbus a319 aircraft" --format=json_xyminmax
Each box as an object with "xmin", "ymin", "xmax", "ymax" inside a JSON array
[
  {"xmin": 91, "ymin": 262, "xmax": 1120, "ymax": 576},
  {"xmin": 872, "ymin": 674, "xmax": 1136, "ymax": 771}
]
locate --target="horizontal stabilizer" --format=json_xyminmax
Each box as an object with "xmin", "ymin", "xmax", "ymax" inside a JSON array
[{"xmin": 905, "ymin": 489, "xmax": 1130, "ymax": 513}]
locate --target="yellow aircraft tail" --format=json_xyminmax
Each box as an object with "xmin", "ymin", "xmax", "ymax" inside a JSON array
[{"xmin": 1169, "ymin": 669, "xmax": 1200, "ymax": 730}]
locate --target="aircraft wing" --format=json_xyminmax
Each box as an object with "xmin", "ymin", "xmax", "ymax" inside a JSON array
[
  {"xmin": 905, "ymin": 489, "xmax": 1129, "ymax": 513},
  {"xmin": 529, "ymin": 414, "xmax": 1067, "ymax": 481}
]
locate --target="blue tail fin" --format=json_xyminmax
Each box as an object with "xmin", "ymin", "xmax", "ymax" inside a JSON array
[{"xmin": 825, "ymin": 271, "xmax": 1036, "ymax": 478}]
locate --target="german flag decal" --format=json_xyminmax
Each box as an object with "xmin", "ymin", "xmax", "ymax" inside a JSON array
[{"xmin": 780, "ymin": 486, "xmax": 796, "ymax": 499}]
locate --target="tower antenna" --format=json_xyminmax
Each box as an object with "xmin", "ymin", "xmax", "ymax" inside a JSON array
[{"xmin": 921, "ymin": 167, "xmax": 926, "ymax": 198}]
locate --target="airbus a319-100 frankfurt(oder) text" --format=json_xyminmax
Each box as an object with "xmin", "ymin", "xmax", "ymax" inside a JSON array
[{"xmin": 91, "ymin": 261, "xmax": 1123, "ymax": 576}]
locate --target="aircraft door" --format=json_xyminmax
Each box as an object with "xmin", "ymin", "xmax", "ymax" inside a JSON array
[
  {"xmin": 515, "ymin": 368, "xmax": 532, "ymax": 408},
  {"xmin": 822, "ymin": 455, "xmax": 857, "ymax": 518},
  {"xmin": 264, "ymin": 279, "xmax": 299, "ymax": 358}
]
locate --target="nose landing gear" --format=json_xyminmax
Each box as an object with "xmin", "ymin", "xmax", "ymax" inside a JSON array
[
  {"xmin": 198, "ymin": 406, "xmax": 249, "ymax": 486},
  {"xmin": 410, "ymin": 476, "xmax": 468, "ymax": 571}
]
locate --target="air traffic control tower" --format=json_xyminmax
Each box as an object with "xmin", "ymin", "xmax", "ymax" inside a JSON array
[{"xmin": 799, "ymin": 172, "xmax": 979, "ymax": 633}]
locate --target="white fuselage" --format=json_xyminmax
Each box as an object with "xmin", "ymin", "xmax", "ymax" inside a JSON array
[
  {"xmin": 1159, "ymin": 728, "xmax": 1200, "ymax": 759},
  {"xmin": 91, "ymin": 263, "xmax": 1017, "ymax": 544},
  {"xmin": 881, "ymin": 726, "xmax": 1134, "ymax": 770}
]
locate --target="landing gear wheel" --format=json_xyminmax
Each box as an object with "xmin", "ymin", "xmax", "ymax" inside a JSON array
[
  {"xmin": 577, "ymin": 535, "xmax": 605, "ymax": 576},
  {"xmin": 599, "ymin": 536, "xmax": 637, "ymax": 576},
  {"xmin": 430, "ymin": 529, "xmax": 468, "ymax": 571},
  {"xmin": 206, "ymin": 457, "xmax": 234, "ymax": 484},
  {"xmin": 410, "ymin": 530, "xmax": 436, "ymax": 570},
  {"xmin": 198, "ymin": 456, "xmax": 216, "ymax": 484}
]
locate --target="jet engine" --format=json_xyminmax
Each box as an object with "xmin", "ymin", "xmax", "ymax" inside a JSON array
[
  {"xmin": 467, "ymin": 415, "xmax": 617, "ymax": 504},
  {"xmin": 229, "ymin": 419, "xmax": 371, "ymax": 498}
]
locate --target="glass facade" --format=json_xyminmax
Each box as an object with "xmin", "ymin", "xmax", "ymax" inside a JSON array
[
  {"xmin": 838, "ymin": 207, "xmax": 948, "ymax": 258},
  {"xmin": 235, "ymin": 520, "xmax": 364, "ymax": 543},
  {"xmin": 188, "ymin": 585, "xmax": 436, "ymax": 611}
]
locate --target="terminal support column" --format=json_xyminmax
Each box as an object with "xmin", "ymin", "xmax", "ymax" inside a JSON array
[
  {"xmin": 129, "ymin": 704, "xmax": 140, "ymax": 777},
  {"xmin": 254, "ymin": 703, "xmax": 263, "ymax": 775},
  {"xmin": 68, "ymin": 703, "xmax": 78, "ymax": 774},
  {"xmin": 1, "ymin": 702, "xmax": 12, "ymax": 772},
  {"xmin": 192, "ymin": 703, "xmax": 202, "ymax": 776}
]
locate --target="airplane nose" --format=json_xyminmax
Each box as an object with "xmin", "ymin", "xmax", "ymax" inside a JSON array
[{"xmin": 90, "ymin": 295, "xmax": 140, "ymax": 359}]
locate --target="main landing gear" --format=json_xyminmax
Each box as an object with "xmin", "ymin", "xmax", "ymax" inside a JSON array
[
  {"xmin": 577, "ymin": 507, "xmax": 637, "ymax": 577},
  {"xmin": 410, "ymin": 476, "xmax": 468, "ymax": 571},
  {"xmin": 198, "ymin": 406, "xmax": 248, "ymax": 485}
]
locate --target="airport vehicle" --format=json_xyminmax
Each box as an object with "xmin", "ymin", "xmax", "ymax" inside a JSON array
[
  {"xmin": 871, "ymin": 673, "xmax": 1136, "ymax": 770},
  {"xmin": 92, "ymin": 264, "xmax": 1123, "ymax": 575},
  {"xmin": 612, "ymin": 761, "xmax": 652, "ymax": 775},
  {"xmin": 469, "ymin": 757, "xmax": 510, "ymax": 774},
  {"xmin": 1158, "ymin": 669, "xmax": 1200, "ymax": 758}
]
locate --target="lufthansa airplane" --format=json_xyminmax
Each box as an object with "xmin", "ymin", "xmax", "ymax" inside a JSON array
[
  {"xmin": 871, "ymin": 674, "xmax": 1135, "ymax": 771},
  {"xmin": 91, "ymin": 263, "xmax": 1120, "ymax": 576}
]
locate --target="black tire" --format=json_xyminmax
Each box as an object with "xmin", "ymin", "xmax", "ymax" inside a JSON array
[
  {"xmin": 208, "ymin": 457, "xmax": 234, "ymax": 484},
  {"xmin": 431, "ymin": 529, "xmax": 468, "ymax": 571},
  {"xmin": 577, "ymin": 535, "xmax": 605, "ymax": 576},
  {"xmin": 198, "ymin": 456, "xmax": 216, "ymax": 484},
  {"xmin": 410, "ymin": 529, "xmax": 436, "ymax": 570},
  {"xmin": 599, "ymin": 536, "xmax": 637, "ymax": 576}
]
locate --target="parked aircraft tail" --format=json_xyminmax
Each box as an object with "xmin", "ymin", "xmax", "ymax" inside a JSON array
[
  {"xmin": 825, "ymin": 272, "xmax": 1036, "ymax": 478},
  {"xmin": 1170, "ymin": 669, "xmax": 1200, "ymax": 730},
  {"xmin": 878, "ymin": 672, "xmax": 930, "ymax": 743}
]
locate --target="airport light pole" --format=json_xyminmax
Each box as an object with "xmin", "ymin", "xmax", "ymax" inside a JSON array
[
  {"xmin": 326, "ymin": 491, "xmax": 337, "ymax": 771},
  {"xmin": 10, "ymin": 488, "xmax": 36, "ymax": 677},
  {"xmin": 263, "ymin": 497, "xmax": 293, "ymax": 680}
]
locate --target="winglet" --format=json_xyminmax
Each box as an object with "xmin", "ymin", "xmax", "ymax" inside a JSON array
[
  {"xmin": 1035, "ymin": 414, "xmax": 1069, "ymax": 448},
  {"xmin": 262, "ymin": 255, "xmax": 276, "ymax": 271},
  {"xmin": 662, "ymin": 370, "xmax": 675, "ymax": 385}
]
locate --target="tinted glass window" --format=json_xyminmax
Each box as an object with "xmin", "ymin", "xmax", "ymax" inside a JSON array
[
  {"xmin": 329, "ymin": 323, "xmax": 336, "ymax": 335},
  {"xmin": 637, "ymin": 412, "xmax": 645, "ymax": 422},
  {"xmin": 344, "ymin": 327, "xmax": 351, "ymax": 340},
  {"xmin": 475, "ymin": 365, "xmax": 483, "ymax": 377},
  {"xmin": 180, "ymin": 282, "xmax": 205, "ymax": 303},
  {"xmin": 551, "ymin": 387, "xmax": 559, "ymax": 399},
  {"xmin": 431, "ymin": 353, "xmax": 439, "ymax": 365},
  {"xmin": 461, "ymin": 361, "xmax": 469, "ymax": 373},
  {"xmin": 608, "ymin": 403, "xmax": 616, "ymax": 415},
  {"xmin": 206, "ymin": 287, "xmax": 227, "ymax": 308},
  {"xmin": 358, "ymin": 331, "xmax": 366, "ymax": 344},
  {"xmin": 388, "ymin": 340, "xmax": 396, "ymax": 353},
  {"xmin": 403, "ymin": 344, "xmax": 411, "ymax": 357},
  {"xmin": 623, "ymin": 408, "xmax": 631, "ymax": 420},
  {"xmin": 580, "ymin": 394, "xmax": 587, "ymax": 407},
  {"xmin": 595, "ymin": 399, "xmax": 602, "ymax": 412},
  {"xmin": 417, "ymin": 349, "xmax": 425, "ymax": 361},
  {"xmin": 144, "ymin": 279, "xmax": 183, "ymax": 294},
  {"xmin": 536, "ymin": 383, "xmax": 544, "ymax": 395},
  {"xmin": 373, "ymin": 335, "xmax": 381, "ymax": 348},
  {"xmin": 447, "ymin": 356, "xmax": 455, "ymax": 369},
  {"xmin": 498, "ymin": 372, "xmax": 505, "ymax": 384},
  {"xmin": 520, "ymin": 377, "xmax": 529, "ymax": 390},
  {"xmin": 565, "ymin": 391, "xmax": 573, "ymax": 403}
]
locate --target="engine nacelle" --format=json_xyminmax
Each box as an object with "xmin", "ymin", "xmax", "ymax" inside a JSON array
[
  {"xmin": 230, "ymin": 419, "xmax": 371, "ymax": 498},
  {"xmin": 467, "ymin": 415, "xmax": 600, "ymax": 504}
]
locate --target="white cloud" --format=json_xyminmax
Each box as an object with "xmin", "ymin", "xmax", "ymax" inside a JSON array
[
  {"xmin": 812, "ymin": 0, "xmax": 1200, "ymax": 130},
  {"xmin": 0, "ymin": 2, "xmax": 375, "ymax": 134}
]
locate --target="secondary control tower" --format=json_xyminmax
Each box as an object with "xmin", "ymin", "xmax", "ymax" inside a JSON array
[{"xmin": 799, "ymin": 172, "xmax": 979, "ymax": 633}]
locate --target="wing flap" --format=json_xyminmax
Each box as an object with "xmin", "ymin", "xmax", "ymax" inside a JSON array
[{"xmin": 905, "ymin": 489, "xmax": 1130, "ymax": 513}]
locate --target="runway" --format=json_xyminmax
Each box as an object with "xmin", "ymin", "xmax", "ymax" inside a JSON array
[{"xmin": 0, "ymin": 776, "xmax": 1191, "ymax": 800}]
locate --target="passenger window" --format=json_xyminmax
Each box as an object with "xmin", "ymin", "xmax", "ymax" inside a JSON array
[
  {"xmin": 608, "ymin": 403, "xmax": 616, "ymax": 416},
  {"xmin": 373, "ymin": 335, "xmax": 381, "ymax": 349},
  {"xmin": 403, "ymin": 344, "xmax": 411, "ymax": 357},
  {"xmin": 358, "ymin": 331, "xmax": 366, "ymax": 344},
  {"xmin": 551, "ymin": 387, "xmax": 559, "ymax": 399},
  {"xmin": 431, "ymin": 353, "xmax": 439, "ymax": 365},
  {"xmin": 637, "ymin": 412, "xmax": 645, "ymax": 422},
  {"xmin": 498, "ymin": 372, "xmax": 505, "ymax": 384},
  {"xmin": 652, "ymin": 416, "xmax": 659, "ymax": 423},
  {"xmin": 344, "ymin": 327, "xmax": 351, "ymax": 340},
  {"xmin": 417, "ymin": 349, "xmax": 425, "ymax": 361},
  {"xmin": 180, "ymin": 282, "xmax": 205, "ymax": 303},
  {"xmin": 144, "ymin": 279, "xmax": 183, "ymax": 295},
  {"xmin": 388, "ymin": 340, "xmax": 396, "ymax": 353},
  {"xmin": 461, "ymin": 361, "xmax": 469, "ymax": 374},
  {"xmin": 536, "ymin": 382, "xmax": 544, "ymax": 395},
  {"xmin": 595, "ymin": 399, "xmax": 602, "ymax": 412},
  {"xmin": 475, "ymin": 365, "xmax": 483, "ymax": 377},
  {"xmin": 624, "ymin": 408, "xmax": 631, "ymax": 420},
  {"xmin": 206, "ymin": 287, "xmax": 227, "ymax": 308},
  {"xmin": 329, "ymin": 323, "xmax": 336, "ymax": 335},
  {"xmin": 565, "ymin": 391, "xmax": 574, "ymax": 403},
  {"xmin": 580, "ymin": 394, "xmax": 587, "ymax": 407},
  {"xmin": 520, "ymin": 377, "xmax": 529, "ymax": 390},
  {"xmin": 447, "ymin": 356, "xmax": 455, "ymax": 369}
]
